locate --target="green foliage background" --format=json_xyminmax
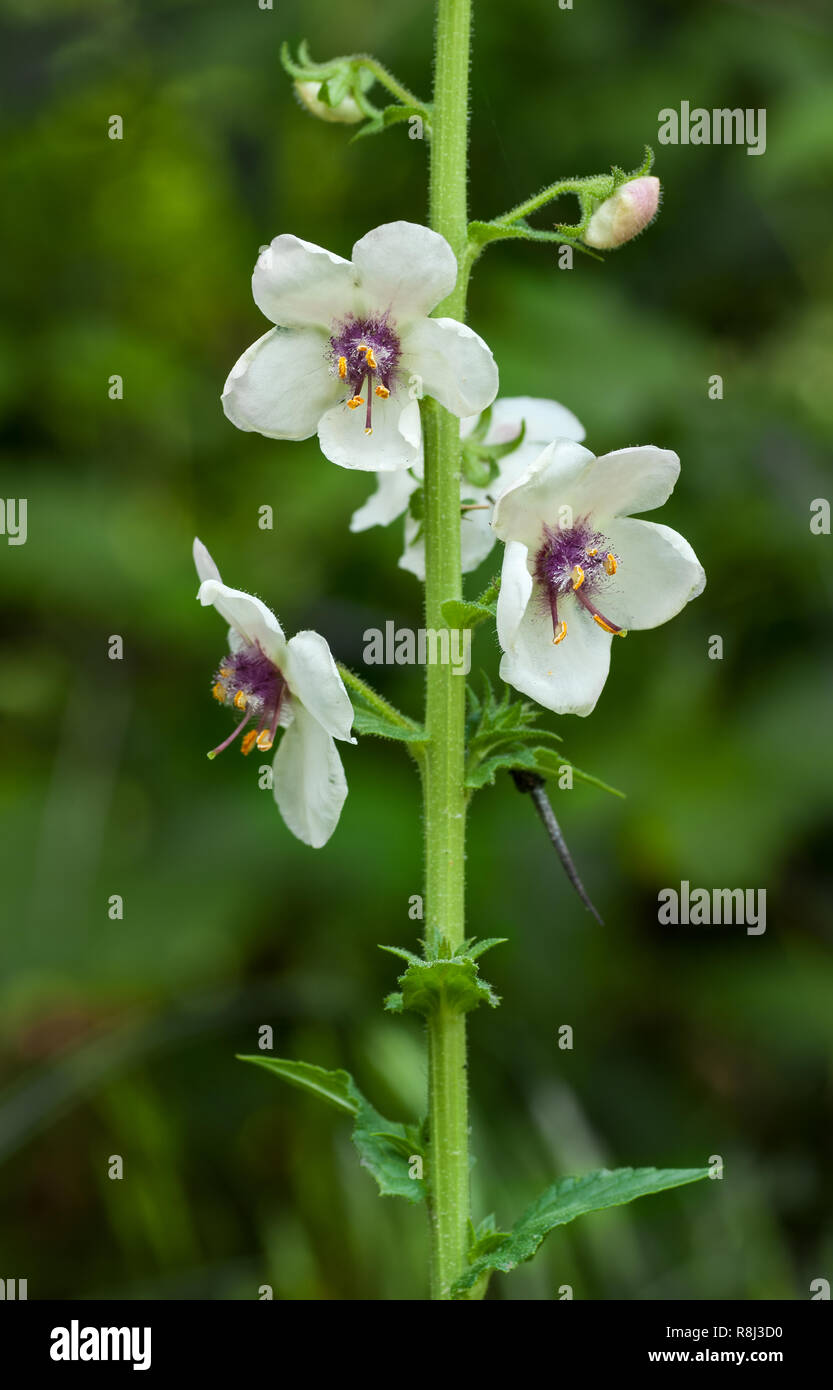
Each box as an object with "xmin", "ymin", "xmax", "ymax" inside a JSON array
[{"xmin": 1, "ymin": 0, "xmax": 831, "ymax": 1299}]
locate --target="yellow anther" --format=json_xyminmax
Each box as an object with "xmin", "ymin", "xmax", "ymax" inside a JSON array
[
  {"xmin": 365, "ymin": 348, "xmax": 378, "ymax": 370},
  {"xmin": 219, "ymin": 666, "xmax": 231, "ymax": 677},
  {"xmin": 375, "ymin": 384, "xmax": 390, "ymax": 399},
  {"xmin": 605, "ymin": 552, "xmax": 617, "ymax": 575},
  {"xmin": 347, "ymin": 395, "xmax": 364, "ymax": 410},
  {"xmin": 357, "ymin": 342, "xmax": 368, "ymax": 351},
  {"xmin": 211, "ymin": 682, "xmax": 225, "ymax": 703},
  {"xmin": 338, "ymin": 356, "xmax": 347, "ymax": 381},
  {"xmin": 592, "ymin": 615, "xmax": 618, "ymax": 634},
  {"xmin": 233, "ymin": 690, "xmax": 247, "ymax": 711},
  {"xmin": 586, "ymin": 547, "xmax": 598, "ymax": 557},
  {"xmin": 240, "ymin": 730, "xmax": 258, "ymax": 756},
  {"xmin": 256, "ymin": 730, "xmax": 273, "ymax": 752},
  {"xmin": 571, "ymin": 564, "xmax": 585, "ymax": 590},
  {"xmin": 552, "ymin": 620, "xmax": 567, "ymax": 646}
]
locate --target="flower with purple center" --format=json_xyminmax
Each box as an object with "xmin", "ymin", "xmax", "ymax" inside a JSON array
[
  {"xmin": 222, "ymin": 221, "xmax": 499, "ymax": 473},
  {"xmin": 492, "ymin": 440, "xmax": 706, "ymax": 716},
  {"xmin": 194, "ymin": 538, "xmax": 356, "ymax": 848},
  {"xmin": 349, "ymin": 396, "xmax": 585, "ymax": 578}
]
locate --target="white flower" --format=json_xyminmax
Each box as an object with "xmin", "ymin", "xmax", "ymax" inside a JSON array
[
  {"xmin": 350, "ymin": 397, "xmax": 585, "ymax": 578},
  {"xmin": 222, "ymin": 221, "xmax": 499, "ymax": 473},
  {"xmin": 491, "ymin": 442, "xmax": 705, "ymax": 716},
  {"xmin": 193, "ymin": 538, "xmax": 356, "ymax": 848}
]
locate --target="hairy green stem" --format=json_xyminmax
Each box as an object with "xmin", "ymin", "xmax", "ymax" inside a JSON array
[{"xmin": 422, "ymin": 0, "xmax": 473, "ymax": 1301}]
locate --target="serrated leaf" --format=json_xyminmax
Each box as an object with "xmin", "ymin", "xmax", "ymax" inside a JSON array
[
  {"xmin": 350, "ymin": 705, "xmax": 426, "ymax": 742},
  {"xmin": 465, "ymin": 742, "xmax": 623, "ymax": 797},
  {"xmin": 452, "ymin": 1166, "xmax": 710, "ymax": 1296},
  {"xmin": 393, "ymin": 956, "xmax": 500, "ymax": 1016},
  {"xmin": 238, "ymin": 1055, "xmax": 425, "ymax": 1204}
]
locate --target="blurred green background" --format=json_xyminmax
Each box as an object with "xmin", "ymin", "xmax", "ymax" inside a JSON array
[{"xmin": 1, "ymin": 0, "xmax": 831, "ymax": 1301}]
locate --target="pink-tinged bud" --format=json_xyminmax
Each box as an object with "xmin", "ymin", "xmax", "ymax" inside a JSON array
[
  {"xmin": 294, "ymin": 81, "xmax": 364, "ymax": 125},
  {"xmin": 582, "ymin": 175, "xmax": 660, "ymax": 250}
]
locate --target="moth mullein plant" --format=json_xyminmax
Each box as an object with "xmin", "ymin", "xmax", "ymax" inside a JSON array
[{"xmin": 206, "ymin": 2, "xmax": 712, "ymax": 1302}]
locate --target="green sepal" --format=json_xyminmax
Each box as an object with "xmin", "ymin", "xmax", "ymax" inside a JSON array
[
  {"xmin": 452, "ymin": 1165, "xmax": 710, "ymax": 1297},
  {"xmin": 237, "ymin": 1055, "xmax": 426, "ymax": 1204},
  {"xmin": 383, "ymin": 955, "xmax": 500, "ymax": 1018}
]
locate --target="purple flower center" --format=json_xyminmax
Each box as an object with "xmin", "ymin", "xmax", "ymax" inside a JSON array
[
  {"xmin": 329, "ymin": 313, "xmax": 401, "ymax": 435},
  {"xmin": 533, "ymin": 518, "xmax": 625, "ymax": 644},
  {"xmin": 208, "ymin": 643, "xmax": 286, "ymax": 758}
]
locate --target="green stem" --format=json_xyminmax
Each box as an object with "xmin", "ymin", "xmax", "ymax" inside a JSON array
[{"xmin": 422, "ymin": 0, "xmax": 473, "ymax": 1301}]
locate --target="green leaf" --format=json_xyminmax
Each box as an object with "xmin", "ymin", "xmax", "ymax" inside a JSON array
[
  {"xmin": 350, "ymin": 705, "xmax": 426, "ymax": 743},
  {"xmin": 238, "ymin": 1055, "xmax": 425, "ymax": 1204},
  {"xmin": 441, "ymin": 597, "xmax": 496, "ymax": 630},
  {"xmin": 386, "ymin": 956, "xmax": 500, "ymax": 1017},
  {"xmin": 238, "ymin": 1056, "xmax": 357, "ymax": 1115},
  {"xmin": 464, "ymin": 741, "xmax": 623, "ymax": 798},
  {"xmin": 452, "ymin": 1166, "xmax": 711, "ymax": 1296}
]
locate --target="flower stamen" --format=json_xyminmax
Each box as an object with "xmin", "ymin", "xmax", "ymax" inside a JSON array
[
  {"xmin": 207, "ymin": 710, "xmax": 251, "ymax": 760},
  {"xmin": 347, "ymin": 396, "xmax": 364, "ymax": 410},
  {"xmin": 233, "ymin": 690, "xmax": 248, "ymax": 710},
  {"xmin": 375, "ymin": 384, "xmax": 390, "ymax": 399},
  {"xmin": 574, "ymin": 586, "xmax": 627, "ymax": 636},
  {"xmin": 241, "ymin": 729, "xmax": 258, "ymax": 756},
  {"xmin": 338, "ymin": 356, "xmax": 347, "ymax": 381},
  {"xmin": 553, "ymin": 620, "xmax": 567, "ymax": 645},
  {"xmin": 571, "ymin": 564, "xmax": 585, "ymax": 590},
  {"xmin": 605, "ymin": 552, "xmax": 617, "ymax": 575}
]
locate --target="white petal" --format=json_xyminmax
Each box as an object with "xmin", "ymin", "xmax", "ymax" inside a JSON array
[
  {"xmin": 596, "ymin": 518, "xmax": 706, "ymax": 629},
  {"xmin": 272, "ymin": 707, "xmax": 348, "ymax": 848},
  {"xmin": 222, "ymin": 327, "xmax": 337, "ymax": 441},
  {"xmin": 283, "ymin": 631, "xmax": 356, "ymax": 743},
  {"xmin": 492, "ymin": 438, "xmax": 595, "ymax": 550},
  {"xmin": 496, "ymin": 540, "xmax": 534, "ymax": 650},
  {"xmin": 317, "ymin": 392, "xmax": 420, "ymax": 472},
  {"xmin": 401, "ymin": 317, "xmax": 498, "ymax": 418},
  {"xmin": 486, "ymin": 396, "xmax": 585, "ymax": 446},
  {"xmin": 568, "ymin": 446, "xmax": 681, "ymax": 522},
  {"xmin": 193, "ymin": 537, "xmax": 221, "ymax": 584},
  {"xmin": 351, "ymin": 221, "xmax": 457, "ymax": 319},
  {"xmin": 500, "ymin": 588, "xmax": 612, "ymax": 717},
  {"xmin": 350, "ymin": 469, "xmax": 419, "ymax": 532},
  {"xmin": 252, "ymin": 234, "xmax": 356, "ymax": 328},
  {"xmin": 460, "ymin": 508, "xmax": 498, "ymax": 572},
  {"xmin": 398, "ymin": 514, "xmax": 426, "ymax": 580},
  {"xmin": 197, "ymin": 578, "xmax": 286, "ymax": 667}
]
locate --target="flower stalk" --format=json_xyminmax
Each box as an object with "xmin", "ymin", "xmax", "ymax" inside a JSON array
[{"xmin": 422, "ymin": 0, "xmax": 474, "ymax": 1301}]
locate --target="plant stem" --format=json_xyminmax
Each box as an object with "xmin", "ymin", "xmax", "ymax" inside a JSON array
[{"xmin": 422, "ymin": 0, "xmax": 473, "ymax": 1301}]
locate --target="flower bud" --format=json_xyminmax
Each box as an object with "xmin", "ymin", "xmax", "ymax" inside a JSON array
[
  {"xmin": 582, "ymin": 175, "xmax": 660, "ymax": 250},
  {"xmin": 294, "ymin": 80, "xmax": 364, "ymax": 125}
]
